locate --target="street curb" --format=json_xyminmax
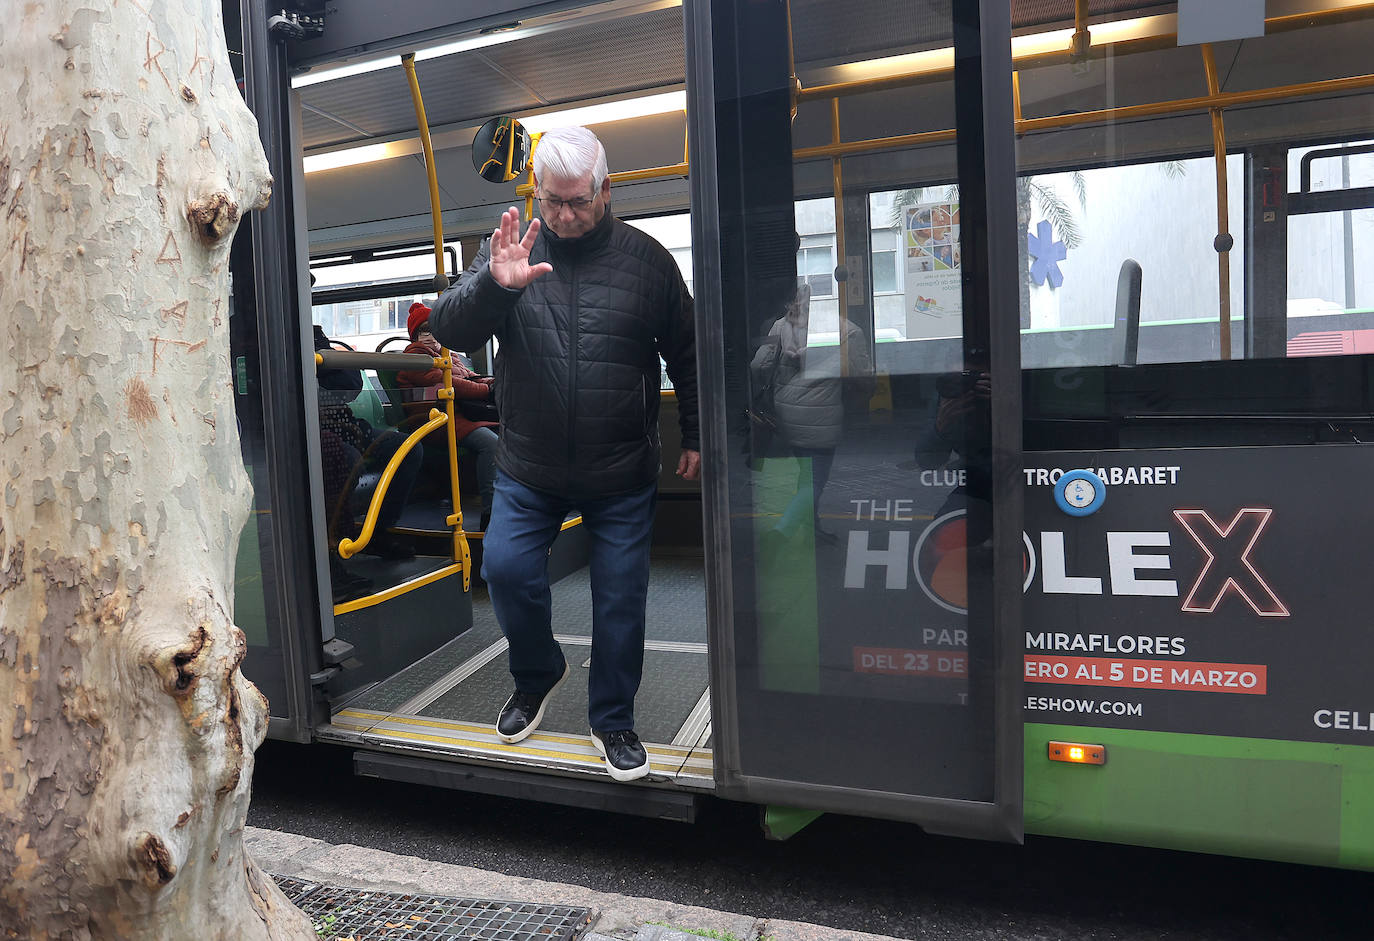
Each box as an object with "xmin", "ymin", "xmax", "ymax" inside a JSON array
[{"xmin": 245, "ymin": 826, "xmax": 907, "ymax": 941}]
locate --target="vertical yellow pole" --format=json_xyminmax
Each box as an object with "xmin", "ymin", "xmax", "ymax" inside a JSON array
[
  {"xmin": 1202, "ymin": 44, "xmax": 1234, "ymax": 360},
  {"xmin": 402, "ymin": 51, "xmax": 469, "ymax": 583},
  {"xmin": 524, "ymin": 131, "xmax": 543, "ymax": 221},
  {"xmin": 400, "ymin": 55, "xmax": 447, "ymax": 292},
  {"xmin": 831, "ymin": 98, "xmax": 850, "ymax": 377},
  {"xmin": 438, "ymin": 356, "xmax": 470, "ymax": 589},
  {"xmin": 1071, "ymin": 0, "xmax": 1091, "ymax": 56}
]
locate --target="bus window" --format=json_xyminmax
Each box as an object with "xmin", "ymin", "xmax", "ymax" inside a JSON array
[
  {"xmin": 310, "ymin": 245, "xmax": 461, "ymax": 352},
  {"xmin": 1286, "ymin": 140, "xmax": 1374, "ymax": 344},
  {"xmin": 1014, "ymin": 8, "xmax": 1374, "ymax": 444},
  {"xmin": 625, "ymin": 212, "xmax": 694, "ymax": 390},
  {"xmin": 1016, "ymin": 155, "xmax": 1244, "ymax": 368}
]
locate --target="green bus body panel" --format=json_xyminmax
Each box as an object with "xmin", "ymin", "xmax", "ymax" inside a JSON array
[
  {"xmin": 754, "ymin": 457, "xmax": 820, "ymax": 694},
  {"xmin": 763, "ymin": 806, "xmax": 826, "ymax": 841},
  {"xmin": 1025, "ymin": 724, "xmax": 1374, "ymax": 870}
]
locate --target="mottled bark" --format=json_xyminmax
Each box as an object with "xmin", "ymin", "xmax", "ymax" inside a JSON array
[{"xmin": 0, "ymin": 2, "xmax": 312, "ymax": 938}]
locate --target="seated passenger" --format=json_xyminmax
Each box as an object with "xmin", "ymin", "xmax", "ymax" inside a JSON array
[
  {"xmin": 315, "ymin": 324, "xmax": 423, "ymax": 575},
  {"xmin": 397, "ymin": 302, "xmax": 500, "ymax": 530}
]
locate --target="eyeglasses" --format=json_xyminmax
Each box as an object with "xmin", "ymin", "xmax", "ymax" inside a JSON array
[{"xmin": 535, "ymin": 191, "xmax": 596, "ymax": 213}]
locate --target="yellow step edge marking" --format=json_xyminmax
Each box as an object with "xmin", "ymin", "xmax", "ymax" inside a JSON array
[
  {"xmin": 366, "ymin": 726, "xmax": 678, "ymax": 773},
  {"xmin": 343, "ymin": 722, "xmax": 711, "ymax": 774},
  {"xmin": 332, "ymin": 710, "xmax": 388, "ymax": 730},
  {"xmin": 338, "ymin": 709, "xmax": 390, "ymax": 719},
  {"xmin": 341, "ymin": 710, "xmax": 707, "ymax": 765},
  {"xmin": 373, "ymin": 712, "xmax": 696, "ymax": 757},
  {"xmin": 373, "ymin": 713, "xmax": 586, "ymax": 746}
]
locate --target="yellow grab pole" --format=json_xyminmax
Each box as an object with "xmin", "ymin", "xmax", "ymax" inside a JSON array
[
  {"xmin": 436, "ymin": 355, "xmax": 471, "ymax": 589},
  {"xmin": 338, "ymin": 409, "xmax": 449, "ymax": 560},
  {"xmin": 400, "ymin": 54, "xmax": 470, "ymax": 582},
  {"xmin": 523, "ymin": 131, "xmax": 543, "ymax": 221},
  {"xmin": 1071, "ymin": 0, "xmax": 1091, "ymax": 56},
  {"xmin": 831, "ymin": 98, "xmax": 849, "ymax": 377},
  {"xmin": 1202, "ymin": 44, "xmax": 1233, "ymax": 361},
  {"xmin": 400, "ymin": 54, "xmax": 448, "ymax": 294}
]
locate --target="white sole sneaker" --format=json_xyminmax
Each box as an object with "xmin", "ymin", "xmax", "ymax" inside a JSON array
[
  {"xmin": 497, "ymin": 659, "xmax": 570, "ymax": 744},
  {"xmin": 589, "ymin": 728, "xmax": 650, "ymax": 782}
]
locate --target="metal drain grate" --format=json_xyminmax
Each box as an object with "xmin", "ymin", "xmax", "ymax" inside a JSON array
[{"xmin": 270, "ymin": 874, "xmax": 593, "ymax": 940}]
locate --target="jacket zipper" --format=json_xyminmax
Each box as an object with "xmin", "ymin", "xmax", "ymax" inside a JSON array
[
  {"xmin": 639, "ymin": 374, "xmax": 646, "ymax": 431},
  {"xmin": 566, "ymin": 264, "xmax": 580, "ymax": 469}
]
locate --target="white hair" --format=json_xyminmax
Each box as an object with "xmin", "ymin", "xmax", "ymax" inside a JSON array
[{"xmin": 532, "ymin": 126, "xmax": 608, "ymax": 191}]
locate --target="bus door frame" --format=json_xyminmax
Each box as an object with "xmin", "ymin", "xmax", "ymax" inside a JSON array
[
  {"xmin": 240, "ymin": 0, "xmax": 335, "ymax": 741},
  {"xmin": 687, "ymin": 0, "xmax": 1024, "ymax": 841}
]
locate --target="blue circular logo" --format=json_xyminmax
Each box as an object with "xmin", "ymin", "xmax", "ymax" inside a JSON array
[{"xmin": 1054, "ymin": 469, "xmax": 1106, "ymax": 517}]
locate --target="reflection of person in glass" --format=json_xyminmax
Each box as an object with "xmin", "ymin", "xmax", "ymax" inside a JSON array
[
  {"xmin": 752, "ymin": 281, "xmax": 873, "ymax": 544},
  {"xmin": 914, "ymin": 355, "xmax": 993, "ymax": 546}
]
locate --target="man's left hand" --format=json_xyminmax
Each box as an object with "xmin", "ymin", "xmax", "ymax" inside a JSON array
[{"xmin": 676, "ymin": 449, "xmax": 701, "ymax": 481}]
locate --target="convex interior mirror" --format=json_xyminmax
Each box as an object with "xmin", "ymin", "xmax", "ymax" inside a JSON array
[{"xmin": 472, "ymin": 116, "xmax": 531, "ymax": 182}]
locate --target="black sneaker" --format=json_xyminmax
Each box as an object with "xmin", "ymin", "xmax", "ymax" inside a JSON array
[
  {"xmin": 590, "ymin": 728, "xmax": 650, "ymax": 782},
  {"xmin": 496, "ymin": 659, "xmax": 569, "ymax": 743}
]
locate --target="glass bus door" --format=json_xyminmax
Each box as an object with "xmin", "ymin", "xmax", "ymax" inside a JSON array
[{"xmin": 688, "ymin": 0, "xmax": 1024, "ymax": 840}]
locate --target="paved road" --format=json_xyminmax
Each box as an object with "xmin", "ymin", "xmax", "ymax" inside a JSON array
[{"xmin": 249, "ymin": 740, "xmax": 1369, "ymax": 941}]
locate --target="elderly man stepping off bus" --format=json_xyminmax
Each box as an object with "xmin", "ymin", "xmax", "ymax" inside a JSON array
[{"xmin": 429, "ymin": 125, "xmax": 700, "ymax": 782}]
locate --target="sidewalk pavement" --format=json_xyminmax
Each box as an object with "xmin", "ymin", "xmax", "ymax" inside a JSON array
[{"xmin": 246, "ymin": 826, "xmax": 907, "ymax": 941}]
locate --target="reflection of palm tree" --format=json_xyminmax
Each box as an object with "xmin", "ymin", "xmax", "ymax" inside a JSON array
[
  {"xmin": 888, "ymin": 185, "xmax": 958, "ymax": 226},
  {"xmin": 1017, "ymin": 174, "xmax": 1084, "ymax": 327},
  {"xmin": 1023, "ymin": 176, "xmax": 1086, "ymax": 249}
]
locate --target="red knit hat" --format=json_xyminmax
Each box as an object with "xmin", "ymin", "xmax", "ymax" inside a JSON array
[{"xmin": 407, "ymin": 301, "xmax": 432, "ymax": 340}]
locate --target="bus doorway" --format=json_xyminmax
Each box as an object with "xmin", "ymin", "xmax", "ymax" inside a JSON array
[
  {"xmin": 232, "ymin": 0, "xmax": 1026, "ymax": 832},
  {"xmin": 228, "ymin": 0, "xmax": 719, "ymax": 818}
]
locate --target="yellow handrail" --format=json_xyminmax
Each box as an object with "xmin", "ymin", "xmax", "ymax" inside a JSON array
[
  {"xmin": 1201, "ymin": 43, "xmax": 1233, "ymax": 361},
  {"xmin": 338, "ymin": 408, "xmax": 449, "ymax": 560},
  {"xmin": 516, "ymin": 160, "xmax": 688, "ymax": 200},
  {"xmin": 401, "ymin": 54, "xmax": 448, "ymax": 294},
  {"xmin": 438, "ymin": 356, "xmax": 472, "ymax": 590},
  {"xmin": 523, "ymin": 131, "xmax": 543, "ymax": 220},
  {"xmin": 830, "ymin": 97, "xmax": 849, "ymax": 378},
  {"xmin": 399, "ymin": 49, "xmax": 471, "ymax": 580}
]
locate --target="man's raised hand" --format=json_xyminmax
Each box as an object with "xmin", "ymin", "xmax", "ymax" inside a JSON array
[{"xmin": 488, "ymin": 206, "xmax": 553, "ymax": 290}]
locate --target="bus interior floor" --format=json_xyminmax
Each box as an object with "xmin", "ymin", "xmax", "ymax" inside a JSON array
[{"xmin": 335, "ymin": 555, "xmax": 711, "ymax": 754}]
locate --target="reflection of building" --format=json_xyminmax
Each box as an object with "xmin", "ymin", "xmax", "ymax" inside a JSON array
[{"xmin": 313, "ymin": 293, "xmax": 417, "ymax": 350}]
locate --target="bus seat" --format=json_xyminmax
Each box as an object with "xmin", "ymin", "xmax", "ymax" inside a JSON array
[
  {"xmin": 1113, "ymin": 259, "xmax": 1142, "ymax": 367},
  {"xmin": 371, "ymin": 367, "xmax": 409, "ymax": 428},
  {"xmin": 349, "ymin": 376, "xmax": 388, "ymax": 428}
]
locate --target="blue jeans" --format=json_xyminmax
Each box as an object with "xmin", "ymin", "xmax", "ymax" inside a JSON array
[
  {"xmin": 457, "ymin": 426, "xmax": 499, "ymax": 509},
  {"xmin": 482, "ymin": 470, "xmax": 656, "ymax": 732}
]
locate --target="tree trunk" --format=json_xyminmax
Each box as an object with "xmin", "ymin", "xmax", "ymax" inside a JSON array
[{"xmin": 0, "ymin": 2, "xmax": 312, "ymax": 938}]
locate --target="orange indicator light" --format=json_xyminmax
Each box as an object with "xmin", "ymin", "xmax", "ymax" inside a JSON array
[{"xmin": 1047, "ymin": 741, "xmax": 1106, "ymax": 765}]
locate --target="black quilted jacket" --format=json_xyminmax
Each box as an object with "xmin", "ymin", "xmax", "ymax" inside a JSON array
[{"xmin": 429, "ymin": 210, "xmax": 699, "ymax": 499}]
